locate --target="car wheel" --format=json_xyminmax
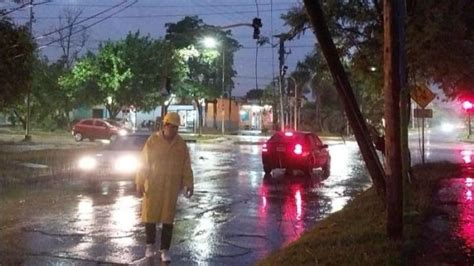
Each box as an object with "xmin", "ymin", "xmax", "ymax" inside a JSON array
[
  {"xmin": 322, "ymin": 162, "xmax": 330, "ymax": 179},
  {"xmin": 264, "ymin": 165, "xmax": 272, "ymax": 175},
  {"xmin": 74, "ymin": 133, "xmax": 83, "ymax": 142}
]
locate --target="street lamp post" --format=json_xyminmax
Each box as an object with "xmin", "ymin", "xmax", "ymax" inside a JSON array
[
  {"xmin": 221, "ymin": 46, "xmax": 225, "ymax": 135},
  {"xmin": 203, "ymin": 37, "xmax": 225, "ymax": 135}
]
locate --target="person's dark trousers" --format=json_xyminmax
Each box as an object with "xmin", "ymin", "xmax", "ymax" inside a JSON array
[
  {"xmin": 145, "ymin": 223, "xmax": 156, "ymax": 244},
  {"xmin": 160, "ymin": 223, "xmax": 173, "ymax": 250},
  {"xmin": 145, "ymin": 223, "xmax": 174, "ymax": 249}
]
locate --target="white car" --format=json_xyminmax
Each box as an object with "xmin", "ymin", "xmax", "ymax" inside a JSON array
[{"xmin": 77, "ymin": 132, "xmax": 151, "ymax": 181}]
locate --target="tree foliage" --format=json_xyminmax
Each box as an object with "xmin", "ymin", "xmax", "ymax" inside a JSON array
[
  {"xmin": 282, "ymin": 0, "xmax": 474, "ymax": 100},
  {"xmin": 61, "ymin": 31, "xmax": 181, "ymax": 118},
  {"xmin": 165, "ymin": 16, "xmax": 240, "ymax": 100},
  {"xmin": 0, "ymin": 13, "xmax": 35, "ymax": 111}
]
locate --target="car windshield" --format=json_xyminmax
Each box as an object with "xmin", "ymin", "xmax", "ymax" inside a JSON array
[{"xmin": 107, "ymin": 135, "xmax": 149, "ymax": 151}]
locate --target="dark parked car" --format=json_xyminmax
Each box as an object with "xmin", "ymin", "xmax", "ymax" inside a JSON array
[
  {"xmin": 261, "ymin": 131, "xmax": 331, "ymax": 177},
  {"xmin": 77, "ymin": 132, "xmax": 151, "ymax": 181},
  {"xmin": 72, "ymin": 118, "xmax": 128, "ymax": 142}
]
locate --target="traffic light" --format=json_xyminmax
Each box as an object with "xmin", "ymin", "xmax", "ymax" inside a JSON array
[{"xmin": 252, "ymin": 17, "xmax": 262, "ymax": 39}]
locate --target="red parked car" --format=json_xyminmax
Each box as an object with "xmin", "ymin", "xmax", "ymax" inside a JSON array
[
  {"xmin": 261, "ymin": 131, "xmax": 331, "ymax": 177},
  {"xmin": 72, "ymin": 118, "xmax": 128, "ymax": 142}
]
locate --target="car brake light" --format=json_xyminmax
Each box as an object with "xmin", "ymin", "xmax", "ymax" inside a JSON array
[
  {"xmin": 294, "ymin": 144, "xmax": 303, "ymax": 155},
  {"xmin": 284, "ymin": 132, "xmax": 293, "ymax": 137},
  {"xmin": 262, "ymin": 143, "xmax": 268, "ymax": 152}
]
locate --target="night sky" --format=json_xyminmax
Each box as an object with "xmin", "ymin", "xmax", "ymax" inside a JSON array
[{"xmin": 2, "ymin": 0, "xmax": 316, "ymax": 96}]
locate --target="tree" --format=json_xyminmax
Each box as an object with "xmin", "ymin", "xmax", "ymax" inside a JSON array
[
  {"xmin": 282, "ymin": 0, "xmax": 474, "ymax": 100},
  {"xmin": 52, "ymin": 8, "xmax": 89, "ymax": 70},
  {"xmin": 245, "ymin": 89, "xmax": 264, "ymax": 103},
  {"xmin": 0, "ymin": 13, "xmax": 35, "ymax": 112},
  {"xmin": 62, "ymin": 32, "xmax": 181, "ymax": 118},
  {"xmin": 164, "ymin": 16, "xmax": 240, "ymax": 130}
]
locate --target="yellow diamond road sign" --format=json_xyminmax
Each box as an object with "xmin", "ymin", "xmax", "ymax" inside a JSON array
[{"xmin": 411, "ymin": 85, "xmax": 436, "ymax": 108}]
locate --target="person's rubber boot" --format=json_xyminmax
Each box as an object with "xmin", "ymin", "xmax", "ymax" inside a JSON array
[
  {"xmin": 145, "ymin": 244, "xmax": 155, "ymax": 257},
  {"xmin": 160, "ymin": 249, "xmax": 171, "ymax": 262}
]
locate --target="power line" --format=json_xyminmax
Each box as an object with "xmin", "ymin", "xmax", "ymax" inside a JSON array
[
  {"xmin": 0, "ymin": 0, "xmax": 50, "ymax": 16},
  {"xmin": 15, "ymin": 8, "xmax": 290, "ymax": 20},
  {"xmin": 41, "ymin": 2, "xmax": 292, "ymax": 8},
  {"xmin": 38, "ymin": 0, "xmax": 137, "ymax": 50},
  {"xmin": 34, "ymin": 0, "xmax": 128, "ymax": 40}
]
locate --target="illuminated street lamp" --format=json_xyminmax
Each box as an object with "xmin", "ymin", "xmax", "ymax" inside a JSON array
[
  {"xmin": 202, "ymin": 37, "xmax": 218, "ymax": 49},
  {"xmin": 463, "ymin": 100, "xmax": 473, "ymax": 138},
  {"xmin": 202, "ymin": 36, "xmax": 225, "ymax": 135}
]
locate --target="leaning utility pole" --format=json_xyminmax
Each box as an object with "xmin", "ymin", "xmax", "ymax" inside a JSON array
[
  {"xmin": 25, "ymin": 0, "xmax": 34, "ymax": 141},
  {"xmin": 303, "ymin": 0, "xmax": 386, "ymax": 196},
  {"xmin": 277, "ymin": 35, "xmax": 286, "ymax": 131},
  {"xmin": 384, "ymin": 0, "xmax": 404, "ymax": 240}
]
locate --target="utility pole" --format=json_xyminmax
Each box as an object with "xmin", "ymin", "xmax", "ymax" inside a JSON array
[
  {"xmin": 303, "ymin": 0, "xmax": 386, "ymax": 196},
  {"xmin": 221, "ymin": 47, "xmax": 225, "ymax": 135},
  {"xmin": 25, "ymin": 0, "xmax": 34, "ymax": 141},
  {"xmin": 384, "ymin": 0, "xmax": 404, "ymax": 239},
  {"xmin": 277, "ymin": 35, "xmax": 287, "ymax": 131}
]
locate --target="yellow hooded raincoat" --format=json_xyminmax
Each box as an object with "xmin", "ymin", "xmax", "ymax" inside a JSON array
[{"xmin": 135, "ymin": 131, "xmax": 193, "ymax": 224}]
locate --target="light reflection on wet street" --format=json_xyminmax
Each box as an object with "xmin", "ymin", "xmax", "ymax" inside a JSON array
[{"xmin": 0, "ymin": 139, "xmax": 371, "ymax": 265}]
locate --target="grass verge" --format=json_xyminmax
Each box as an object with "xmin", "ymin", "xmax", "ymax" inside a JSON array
[{"xmin": 257, "ymin": 162, "xmax": 461, "ymax": 266}]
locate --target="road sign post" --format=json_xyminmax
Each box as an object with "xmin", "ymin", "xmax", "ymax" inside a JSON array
[{"xmin": 411, "ymin": 85, "xmax": 436, "ymax": 164}]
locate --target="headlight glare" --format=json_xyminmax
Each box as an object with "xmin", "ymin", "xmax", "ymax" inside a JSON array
[
  {"xmin": 114, "ymin": 155, "xmax": 140, "ymax": 173},
  {"xmin": 118, "ymin": 129, "xmax": 128, "ymax": 136},
  {"xmin": 78, "ymin": 156, "xmax": 97, "ymax": 170}
]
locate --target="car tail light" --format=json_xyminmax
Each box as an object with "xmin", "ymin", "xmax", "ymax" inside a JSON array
[
  {"xmin": 293, "ymin": 144, "xmax": 303, "ymax": 155},
  {"xmin": 284, "ymin": 132, "xmax": 293, "ymax": 137},
  {"xmin": 262, "ymin": 143, "xmax": 268, "ymax": 152}
]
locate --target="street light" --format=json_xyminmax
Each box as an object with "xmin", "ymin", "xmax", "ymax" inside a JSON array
[
  {"xmin": 202, "ymin": 37, "xmax": 218, "ymax": 49},
  {"xmin": 463, "ymin": 100, "xmax": 473, "ymax": 138},
  {"xmin": 202, "ymin": 36, "xmax": 225, "ymax": 135}
]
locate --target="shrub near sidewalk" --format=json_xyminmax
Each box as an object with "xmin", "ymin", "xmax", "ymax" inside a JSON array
[
  {"xmin": 0, "ymin": 148, "xmax": 98, "ymax": 185},
  {"xmin": 258, "ymin": 162, "xmax": 461, "ymax": 265}
]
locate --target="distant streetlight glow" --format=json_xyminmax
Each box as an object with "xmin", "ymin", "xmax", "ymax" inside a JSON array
[{"xmin": 369, "ymin": 66, "xmax": 377, "ymax": 72}]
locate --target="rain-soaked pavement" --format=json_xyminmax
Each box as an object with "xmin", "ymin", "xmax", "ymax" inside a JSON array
[
  {"xmin": 409, "ymin": 128, "xmax": 474, "ymax": 264},
  {"xmin": 0, "ymin": 137, "xmax": 372, "ymax": 265}
]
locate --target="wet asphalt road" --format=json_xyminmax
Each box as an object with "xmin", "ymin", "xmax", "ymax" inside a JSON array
[{"xmin": 0, "ymin": 138, "xmax": 371, "ymax": 265}]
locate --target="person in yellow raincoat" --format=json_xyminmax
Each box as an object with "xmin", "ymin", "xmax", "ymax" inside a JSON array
[{"xmin": 135, "ymin": 112, "xmax": 193, "ymax": 262}]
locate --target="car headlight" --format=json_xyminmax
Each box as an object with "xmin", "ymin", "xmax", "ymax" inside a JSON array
[
  {"xmin": 114, "ymin": 155, "xmax": 140, "ymax": 173},
  {"xmin": 118, "ymin": 129, "xmax": 128, "ymax": 136},
  {"xmin": 78, "ymin": 156, "xmax": 97, "ymax": 170}
]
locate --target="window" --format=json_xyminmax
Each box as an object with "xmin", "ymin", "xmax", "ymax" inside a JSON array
[
  {"xmin": 81, "ymin": 120, "xmax": 93, "ymax": 126},
  {"xmin": 312, "ymin": 135, "xmax": 323, "ymax": 146},
  {"xmin": 95, "ymin": 121, "xmax": 107, "ymax": 127}
]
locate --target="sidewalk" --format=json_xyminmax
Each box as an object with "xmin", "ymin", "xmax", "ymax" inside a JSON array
[{"xmin": 414, "ymin": 167, "xmax": 474, "ymax": 265}]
